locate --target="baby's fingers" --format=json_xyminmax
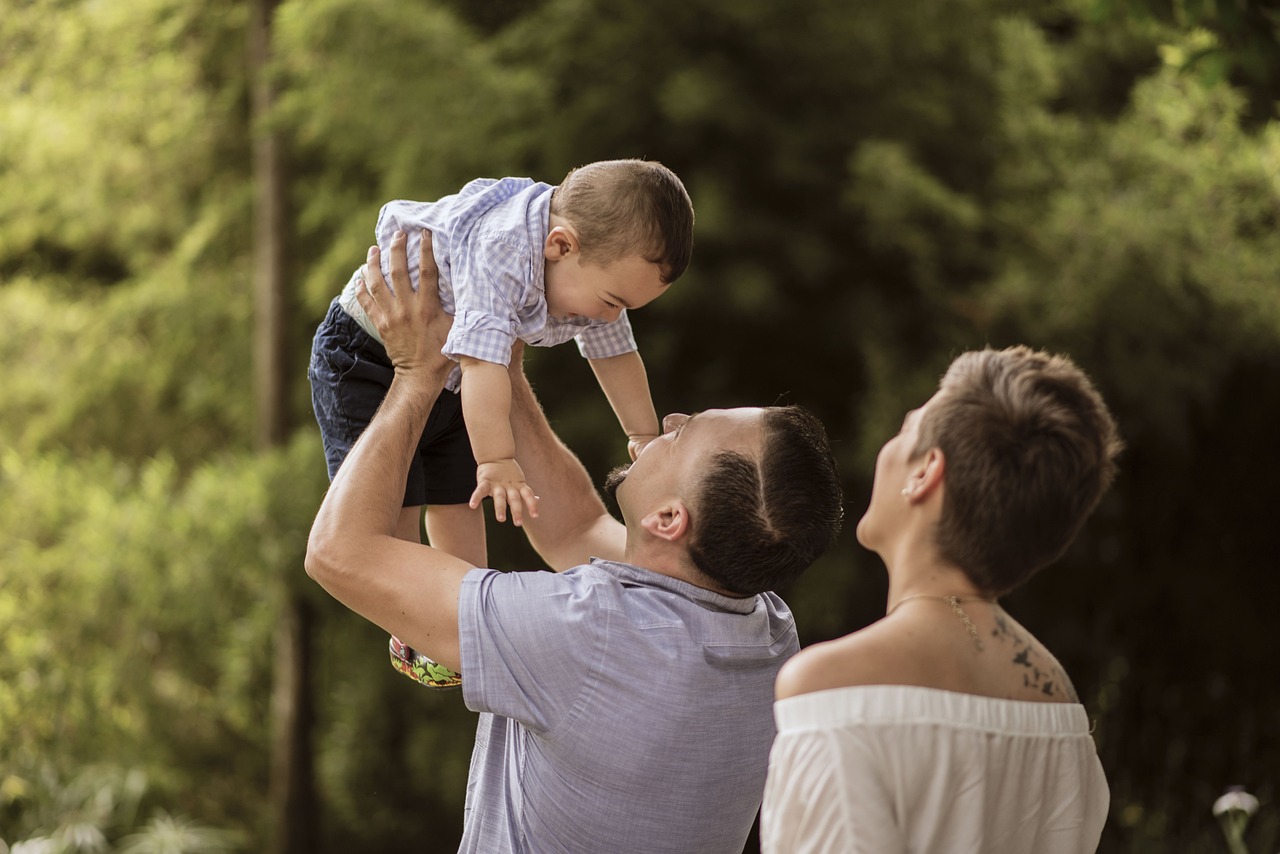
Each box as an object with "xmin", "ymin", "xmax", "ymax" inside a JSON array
[
  {"xmin": 491, "ymin": 489, "xmax": 509, "ymax": 524},
  {"xmin": 469, "ymin": 481, "xmax": 492, "ymax": 511}
]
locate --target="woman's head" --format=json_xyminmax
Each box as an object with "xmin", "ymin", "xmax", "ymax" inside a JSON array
[{"xmin": 870, "ymin": 346, "xmax": 1122, "ymax": 596}]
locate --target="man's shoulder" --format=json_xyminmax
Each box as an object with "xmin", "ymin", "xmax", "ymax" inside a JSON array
[{"xmin": 464, "ymin": 563, "xmax": 624, "ymax": 607}]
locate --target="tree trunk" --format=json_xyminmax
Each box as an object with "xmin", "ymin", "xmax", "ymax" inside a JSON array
[
  {"xmin": 251, "ymin": 0, "xmax": 291, "ymax": 451},
  {"xmin": 270, "ymin": 596, "xmax": 317, "ymax": 854},
  {"xmin": 249, "ymin": 0, "xmax": 317, "ymax": 851}
]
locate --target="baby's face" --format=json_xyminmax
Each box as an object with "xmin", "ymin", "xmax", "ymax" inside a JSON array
[{"xmin": 545, "ymin": 253, "xmax": 668, "ymax": 323}]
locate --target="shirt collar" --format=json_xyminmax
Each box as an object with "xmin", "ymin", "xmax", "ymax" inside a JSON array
[{"xmin": 588, "ymin": 557, "xmax": 761, "ymax": 615}]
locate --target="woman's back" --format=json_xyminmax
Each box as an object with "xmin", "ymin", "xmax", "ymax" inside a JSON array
[
  {"xmin": 762, "ymin": 604, "xmax": 1107, "ymax": 853},
  {"xmin": 761, "ymin": 683, "xmax": 1108, "ymax": 853}
]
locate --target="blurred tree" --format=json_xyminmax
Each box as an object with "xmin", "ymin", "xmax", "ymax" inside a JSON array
[
  {"xmin": 248, "ymin": 0, "xmax": 319, "ymax": 850},
  {"xmin": 1092, "ymin": 0, "xmax": 1280, "ymax": 123}
]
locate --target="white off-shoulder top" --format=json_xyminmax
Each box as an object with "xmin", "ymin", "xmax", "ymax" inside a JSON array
[{"xmin": 761, "ymin": 685, "xmax": 1108, "ymax": 853}]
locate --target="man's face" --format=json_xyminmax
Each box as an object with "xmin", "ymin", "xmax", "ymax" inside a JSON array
[
  {"xmin": 606, "ymin": 408, "xmax": 766, "ymax": 521},
  {"xmin": 545, "ymin": 252, "xmax": 668, "ymax": 323}
]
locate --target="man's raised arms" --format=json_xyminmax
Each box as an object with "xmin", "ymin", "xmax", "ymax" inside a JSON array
[{"xmin": 304, "ymin": 231, "xmax": 470, "ymax": 672}]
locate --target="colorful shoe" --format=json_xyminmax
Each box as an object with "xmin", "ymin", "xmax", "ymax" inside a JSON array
[{"xmin": 389, "ymin": 636, "xmax": 462, "ymax": 689}]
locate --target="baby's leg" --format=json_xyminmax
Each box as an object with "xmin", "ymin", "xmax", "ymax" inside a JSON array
[
  {"xmin": 424, "ymin": 503, "xmax": 487, "ymax": 567},
  {"xmin": 397, "ymin": 506, "xmax": 425, "ymax": 544}
]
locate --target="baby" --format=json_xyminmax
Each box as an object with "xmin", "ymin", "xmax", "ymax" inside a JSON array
[{"xmin": 308, "ymin": 159, "xmax": 694, "ymax": 686}]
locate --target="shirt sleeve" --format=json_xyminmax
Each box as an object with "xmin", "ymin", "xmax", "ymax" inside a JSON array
[
  {"xmin": 442, "ymin": 230, "xmax": 533, "ymax": 366},
  {"xmin": 575, "ymin": 309, "xmax": 639, "ymax": 360},
  {"xmin": 761, "ymin": 723, "xmax": 905, "ymax": 854},
  {"xmin": 458, "ymin": 567, "xmax": 610, "ymax": 735}
]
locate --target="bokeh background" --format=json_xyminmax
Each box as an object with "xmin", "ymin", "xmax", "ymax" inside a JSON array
[{"xmin": 2, "ymin": 0, "xmax": 1277, "ymax": 851}]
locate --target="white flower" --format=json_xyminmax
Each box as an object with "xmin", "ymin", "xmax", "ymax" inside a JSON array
[{"xmin": 1213, "ymin": 787, "xmax": 1259, "ymax": 818}]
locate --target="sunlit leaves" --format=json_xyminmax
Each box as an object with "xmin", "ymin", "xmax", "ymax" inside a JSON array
[{"xmin": 0, "ymin": 0, "xmax": 246, "ymax": 280}]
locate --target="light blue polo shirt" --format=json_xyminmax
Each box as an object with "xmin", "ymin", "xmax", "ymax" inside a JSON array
[{"xmin": 457, "ymin": 558, "xmax": 799, "ymax": 854}]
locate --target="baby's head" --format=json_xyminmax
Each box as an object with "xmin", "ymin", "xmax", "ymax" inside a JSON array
[
  {"xmin": 543, "ymin": 159, "xmax": 694, "ymax": 323},
  {"xmin": 551, "ymin": 159, "xmax": 694, "ymax": 284}
]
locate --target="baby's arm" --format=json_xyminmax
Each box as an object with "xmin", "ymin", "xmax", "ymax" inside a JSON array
[
  {"xmin": 588, "ymin": 351, "xmax": 661, "ymax": 460},
  {"xmin": 458, "ymin": 356, "xmax": 539, "ymax": 525}
]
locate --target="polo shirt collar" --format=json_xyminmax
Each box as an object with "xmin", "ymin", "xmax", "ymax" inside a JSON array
[{"xmin": 589, "ymin": 557, "xmax": 760, "ymax": 615}]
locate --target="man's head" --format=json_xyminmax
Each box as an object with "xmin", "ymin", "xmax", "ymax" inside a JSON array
[
  {"xmin": 606, "ymin": 405, "xmax": 843, "ymax": 597},
  {"xmin": 909, "ymin": 345, "xmax": 1122, "ymax": 596}
]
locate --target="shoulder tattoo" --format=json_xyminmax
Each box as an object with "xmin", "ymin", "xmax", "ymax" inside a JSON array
[{"xmin": 992, "ymin": 614, "xmax": 1079, "ymax": 702}]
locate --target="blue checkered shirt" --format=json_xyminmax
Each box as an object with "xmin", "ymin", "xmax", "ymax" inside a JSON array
[{"xmin": 339, "ymin": 178, "xmax": 637, "ymax": 391}]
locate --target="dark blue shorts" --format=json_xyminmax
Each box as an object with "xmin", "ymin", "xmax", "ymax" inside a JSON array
[{"xmin": 308, "ymin": 298, "xmax": 476, "ymax": 507}]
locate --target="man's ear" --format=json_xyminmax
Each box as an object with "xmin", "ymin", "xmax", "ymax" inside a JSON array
[
  {"xmin": 640, "ymin": 499, "xmax": 690, "ymax": 544},
  {"xmin": 544, "ymin": 225, "xmax": 579, "ymax": 261}
]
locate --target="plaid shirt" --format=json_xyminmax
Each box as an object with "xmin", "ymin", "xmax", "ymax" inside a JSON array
[{"xmin": 339, "ymin": 178, "xmax": 637, "ymax": 391}]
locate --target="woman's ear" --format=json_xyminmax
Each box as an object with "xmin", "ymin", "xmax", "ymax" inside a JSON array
[{"xmin": 912, "ymin": 448, "xmax": 945, "ymax": 499}]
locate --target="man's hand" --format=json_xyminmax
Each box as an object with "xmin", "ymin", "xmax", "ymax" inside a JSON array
[
  {"xmin": 471, "ymin": 458, "xmax": 539, "ymax": 526},
  {"xmin": 355, "ymin": 229, "xmax": 452, "ymax": 377}
]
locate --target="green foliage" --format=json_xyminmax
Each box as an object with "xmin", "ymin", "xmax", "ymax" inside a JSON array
[
  {"xmin": 1090, "ymin": 0, "xmax": 1280, "ymax": 121},
  {"xmin": 271, "ymin": 0, "xmax": 547, "ymax": 314},
  {"xmin": 0, "ymin": 0, "xmax": 251, "ymax": 283},
  {"xmin": 983, "ymin": 43, "xmax": 1280, "ymax": 448},
  {"xmin": 0, "ymin": 436, "xmax": 327, "ymax": 838},
  {"xmin": 0, "ymin": 267, "xmax": 255, "ymax": 465},
  {"xmin": 0, "ymin": 763, "xmax": 244, "ymax": 853}
]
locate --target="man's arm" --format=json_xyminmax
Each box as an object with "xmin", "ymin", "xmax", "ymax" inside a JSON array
[
  {"xmin": 588, "ymin": 350, "xmax": 661, "ymax": 460},
  {"xmin": 305, "ymin": 230, "xmax": 471, "ymax": 671},
  {"xmin": 507, "ymin": 350, "xmax": 628, "ymax": 569}
]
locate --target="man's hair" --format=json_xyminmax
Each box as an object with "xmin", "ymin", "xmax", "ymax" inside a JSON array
[
  {"xmin": 687, "ymin": 406, "xmax": 844, "ymax": 596},
  {"xmin": 550, "ymin": 159, "xmax": 694, "ymax": 284},
  {"xmin": 913, "ymin": 346, "xmax": 1123, "ymax": 596}
]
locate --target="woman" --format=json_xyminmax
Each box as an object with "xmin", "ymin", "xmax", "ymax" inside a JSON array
[{"xmin": 761, "ymin": 346, "xmax": 1121, "ymax": 853}]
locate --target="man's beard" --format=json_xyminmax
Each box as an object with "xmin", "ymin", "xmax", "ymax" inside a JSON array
[{"xmin": 603, "ymin": 464, "xmax": 630, "ymax": 514}]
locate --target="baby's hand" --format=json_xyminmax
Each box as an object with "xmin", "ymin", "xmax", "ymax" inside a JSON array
[
  {"xmin": 470, "ymin": 459, "xmax": 539, "ymax": 526},
  {"xmin": 627, "ymin": 434, "xmax": 659, "ymax": 461}
]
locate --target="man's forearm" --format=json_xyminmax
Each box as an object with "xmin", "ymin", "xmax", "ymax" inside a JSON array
[
  {"xmin": 308, "ymin": 366, "xmax": 443, "ymax": 583},
  {"xmin": 305, "ymin": 361, "xmax": 471, "ymax": 670},
  {"xmin": 508, "ymin": 364, "xmax": 626, "ymax": 568}
]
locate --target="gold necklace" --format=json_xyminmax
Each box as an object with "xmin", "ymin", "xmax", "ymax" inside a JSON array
[{"xmin": 887, "ymin": 594, "xmax": 994, "ymax": 651}]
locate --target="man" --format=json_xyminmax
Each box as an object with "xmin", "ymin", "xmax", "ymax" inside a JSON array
[{"xmin": 305, "ymin": 230, "xmax": 843, "ymax": 853}]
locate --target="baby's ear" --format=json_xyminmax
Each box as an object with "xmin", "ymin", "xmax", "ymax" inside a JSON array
[{"xmin": 544, "ymin": 225, "xmax": 579, "ymax": 260}]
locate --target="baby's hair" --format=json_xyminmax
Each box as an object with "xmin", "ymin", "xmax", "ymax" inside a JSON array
[{"xmin": 550, "ymin": 159, "xmax": 694, "ymax": 284}]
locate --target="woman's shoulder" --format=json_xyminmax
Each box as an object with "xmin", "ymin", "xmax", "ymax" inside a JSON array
[
  {"xmin": 775, "ymin": 620, "xmax": 910, "ymax": 700},
  {"xmin": 776, "ymin": 607, "xmax": 1081, "ymax": 705}
]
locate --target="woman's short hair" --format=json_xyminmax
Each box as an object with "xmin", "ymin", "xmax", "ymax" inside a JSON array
[
  {"xmin": 912, "ymin": 346, "xmax": 1123, "ymax": 596},
  {"xmin": 550, "ymin": 159, "xmax": 694, "ymax": 284}
]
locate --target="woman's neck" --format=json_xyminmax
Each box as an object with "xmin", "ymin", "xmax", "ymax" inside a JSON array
[{"xmin": 882, "ymin": 553, "xmax": 985, "ymax": 615}]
